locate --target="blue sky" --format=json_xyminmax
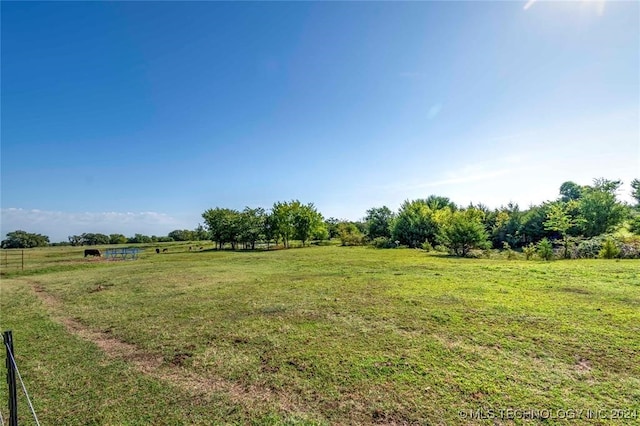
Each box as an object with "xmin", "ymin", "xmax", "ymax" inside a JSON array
[{"xmin": 1, "ymin": 1, "xmax": 638, "ymax": 242}]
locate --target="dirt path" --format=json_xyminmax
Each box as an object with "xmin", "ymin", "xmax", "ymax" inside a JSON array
[{"xmin": 30, "ymin": 282, "xmax": 304, "ymax": 418}]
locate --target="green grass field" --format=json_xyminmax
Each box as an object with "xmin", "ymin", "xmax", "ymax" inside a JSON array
[{"xmin": 1, "ymin": 245, "xmax": 639, "ymax": 425}]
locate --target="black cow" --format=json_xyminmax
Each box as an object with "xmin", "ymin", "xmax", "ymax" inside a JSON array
[
  {"xmin": 162, "ymin": 248, "xmax": 168, "ymax": 252},
  {"xmin": 156, "ymin": 248, "xmax": 160, "ymax": 254},
  {"xmin": 84, "ymin": 249, "xmax": 101, "ymax": 257}
]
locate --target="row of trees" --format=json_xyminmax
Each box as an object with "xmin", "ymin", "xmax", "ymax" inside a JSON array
[
  {"xmin": 3, "ymin": 177, "xmax": 638, "ymax": 256},
  {"xmin": 65, "ymin": 226, "xmax": 210, "ymax": 246},
  {"xmin": 201, "ymin": 201, "xmax": 326, "ymax": 250}
]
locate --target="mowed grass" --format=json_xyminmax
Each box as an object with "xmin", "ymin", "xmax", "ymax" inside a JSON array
[{"xmin": 1, "ymin": 246, "xmax": 639, "ymax": 425}]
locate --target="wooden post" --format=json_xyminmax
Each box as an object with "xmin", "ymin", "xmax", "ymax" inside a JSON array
[{"xmin": 4, "ymin": 330, "xmax": 18, "ymax": 426}]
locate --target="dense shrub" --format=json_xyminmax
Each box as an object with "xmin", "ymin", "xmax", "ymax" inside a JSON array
[
  {"xmin": 523, "ymin": 243, "xmax": 536, "ymax": 260},
  {"xmin": 577, "ymin": 235, "xmax": 640, "ymax": 259},
  {"xmin": 371, "ymin": 237, "xmax": 396, "ymax": 249},
  {"xmin": 599, "ymin": 238, "xmax": 620, "ymax": 259},
  {"xmin": 537, "ymin": 238, "xmax": 554, "ymax": 261}
]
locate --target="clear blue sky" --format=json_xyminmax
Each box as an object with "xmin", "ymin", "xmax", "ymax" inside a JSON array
[{"xmin": 1, "ymin": 1, "xmax": 638, "ymax": 242}]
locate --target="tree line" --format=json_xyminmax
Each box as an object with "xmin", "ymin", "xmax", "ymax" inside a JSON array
[{"xmin": 3, "ymin": 177, "xmax": 639, "ymax": 258}]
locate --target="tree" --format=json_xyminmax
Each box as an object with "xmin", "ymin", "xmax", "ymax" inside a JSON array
[
  {"xmin": 425, "ymin": 195, "xmax": 457, "ymax": 211},
  {"xmin": 293, "ymin": 203, "xmax": 325, "ymax": 246},
  {"xmin": 194, "ymin": 224, "xmax": 209, "ymax": 241},
  {"xmin": 578, "ymin": 179, "xmax": 627, "ymax": 237},
  {"xmin": 68, "ymin": 235, "xmax": 83, "ymax": 246},
  {"xmin": 1, "ymin": 230, "xmax": 50, "ymax": 248},
  {"xmin": 202, "ymin": 208, "xmax": 240, "ymax": 249},
  {"xmin": 337, "ymin": 222, "xmax": 364, "ymax": 246},
  {"xmin": 365, "ymin": 206, "xmax": 394, "ymax": 240},
  {"xmin": 239, "ymin": 207, "xmax": 266, "ymax": 250},
  {"xmin": 127, "ymin": 234, "xmax": 152, "ymax": 244},
  {"xmin": 437, "ymin": 209, "xmax": 489, "ymax": 257},
  {"xmin": 324, "ymin": 217, "xmax": 340, "ymax": 239},
  {"xmin": 559, "ymin": 181, "xmax": 583, "ymax": 202},
  {"xmin": 168, "ymin": 229, "xmax": 196, "ymax": 242},
  {"xmin": 81, "ymin": 233, "xmax": 109, "ymax": 245},
  {"xmin": 537, "ymin": 238, "xmax": 554, "ymax": 261},
  {"xmin": 271, "ymin": 201, "xmax": 297, "ymax": 248},
  {"xmin": 521, "ymin": 204, "xmax": 554, "ymax": 244},
  {"xmin": 631, "ymin": 178, "xmax": 640, "ymax": 207},
  {"xmin": 490, "ymin": 203, "xmax": 523, "ymax": 248},
  {"xmin": 544, "ymin": 202, "xmax": 581, "ymax": 258},
  {"xmin": 109, "ymin": 234, "xmax": 127, "ymax": 244},
  {"xmin": 392, "ymin": 200, "xmax": 439, "ymax": 248}
]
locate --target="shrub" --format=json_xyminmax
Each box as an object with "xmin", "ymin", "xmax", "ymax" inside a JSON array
[
  {"xmin": 421, "ymin": 241, "xmax": 433, "ymax": 251},
  {"xmin": 523, "ymin": 243, "xmax": 536, "ymax": 260},
  {"xmin": 371, "ymin": 237, "xmax": 395, "ymax": 249},
  {"xmin": 502, "ymin": 241, "xmax": 516, "ymax": 260},
  {"xmin": 577, "ymin": 236, "xmax": 604, "ymax": 259},
  {"xmin": 599, "ymin": 238, "xmax": 621, "ymax": 259},
  {"xmin": 629, "ymin": 215, "xmax": 640, "ymax": 235},
  {"xmin": 537, "ymin": 238, "xmax": 554, "ymax": 261}
]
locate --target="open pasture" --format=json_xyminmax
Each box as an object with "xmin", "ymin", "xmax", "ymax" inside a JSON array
[{"xmin": 1, "ymin": 246, "xmax": 639, "ymax": 424}]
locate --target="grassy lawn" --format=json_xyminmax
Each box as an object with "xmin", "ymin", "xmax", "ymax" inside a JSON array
[{"xmin": 1, "ymin": 245, "xmax": 639, "ymax": 424}]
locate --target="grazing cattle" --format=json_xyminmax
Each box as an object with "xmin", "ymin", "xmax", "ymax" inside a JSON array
[
  {"xmin": 162, "ymin": 248, "xmax": 168, "ymax": 252},
  {"xmin": 189, "ymin": 246, "xmax": 192, "ymax": 251},
  {"xmin": 156, "ymin": 248, "xmax": 160, "ymax": 254},
  {"xmin": 84, "ymin": 249, "xmax": 101, "ymax": 257},
  {"xmin": 199, "ymin": 247, "xmax": 203, "ymax": 250}
]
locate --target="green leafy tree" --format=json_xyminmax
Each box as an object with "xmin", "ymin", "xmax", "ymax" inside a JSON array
[
  {"xmin": 128, "ymin": 234, "xmax": 152, "ymax": 244},
  {"xmin": 194, "ymin": 224, "xmax": 209, "ymax": 241},
  {"xmin": 392, "ymin": 200, "xmax": 439, "ymax": 248},
  {"xmin": 425, "ymin": 195, "xmax": 457, "ymax": 211},
  {"xmin": 599, "ymin": 238, "xmax": 620, "ymax": 259},
  {"xmin": 168, "ymin": 229, "xmax": 196, "ymax": 242},
  {"xmin": 68, "ymin": 235, "xmax": 83, "ymax": 246},
  {"xmin": 109, "ymin": 234, "xmax": 127, "ymax": 244},
  {"xmin": 293, "ymin": 203, "xmax": 324, "ymax": 246},
  {"xmin": 263, "ymin": 213, "xmax": 277, "ymax": 249},
  {"xmin": 559, "ymin": 181, "xmax": 583, "ymax": 202},
  {"xmin": 271, "ymin": 201, "xmax": 297, "ymax": 248},
  {"xmin": 202, "ymin": 208, "xmax": 240, "ymax": 249},
  {"xmin": 77, "ymin": 233, "xmax": 110, "ymax": 245},
  {"xmin": 631, "ymin": 178, "xmax": 640, "ymax": 207},
  {"xmin": 490, "ymin": 203, "xmax": 524, "ymax": 248},
  {"xmin": 365, "ymin": 206, "xmax": 394, "ymax": 240},
  {"xmin": 1, "ymin": 230, "xmax": 50, "ymax": 248},
  {"xmin": 578, "ymin": 179, "xmax": 627, "ymax": 237},
  {"xmin": 437, "ymin": 208, "xmax": 489, "ymax": 257},
  {"xmin": 337, "ymin": 222, "xmax": 365, "ymax": 246},
  {"xmin": 324, "ymin": 217, "xmax": 340, "ymax": 239},
  {"xmin": 544, "ymin": 202, "xmax": 582, "ymax": 258},
  {"xmin": 537, "ymin": 238, "xmax": 554, "ymax": 261},
  {"xmin": 239, "ymin": 207, "xmax": 266, "ymax": 250}
]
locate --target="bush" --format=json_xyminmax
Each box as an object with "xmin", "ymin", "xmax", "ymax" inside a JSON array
[
  {"xmin": 629, "ymin": 215, "xmax": 640, "ymax": 235},
  {"xmin": 371, "ymin": 237, "xmax": 395, "ymax": 249},
  {"xmin": 577, "ymin": 235, "xmax": 640, "ymax": 259},
  {"xmin": 577, "ymin": 236, "xmax": 604, "ymax": 259},
  {"xmin": 537, "ymin": 238, "xmax": 554, "ymax": 261},
  {"xmin": 599, "ymin": 238, "xmax": 621, "ymax": 259},
  {"xmin": 421, "ymin": 241, "xmax": 433, "ymax": 251},
  {"xmin": 502, "ymin": 242, "xmax": 516, "ymax": 260},
  {"xmin": 523, "ymin": 243, "xmax": 536, "ymax": 260}
]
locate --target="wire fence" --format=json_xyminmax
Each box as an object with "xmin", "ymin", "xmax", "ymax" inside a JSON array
[{"xmin": 2, "ymin": 331, "xmax": 41, "ymax": 426}]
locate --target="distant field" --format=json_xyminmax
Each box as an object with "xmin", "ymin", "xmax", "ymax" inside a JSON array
[{"xmin": 1, "ymin": 245, "xmax": 639, "ymax": 425}]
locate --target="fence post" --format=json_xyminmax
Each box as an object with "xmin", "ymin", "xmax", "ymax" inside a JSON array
[
  {"xmin": 21, "ymin": 250, "xmax": 24, "ymax": 271},
  {"xmin": 4, "ymin": 330, "xmax": 18, "ymax": 426}
]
